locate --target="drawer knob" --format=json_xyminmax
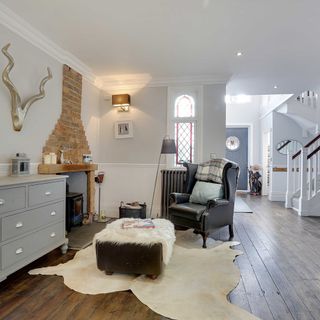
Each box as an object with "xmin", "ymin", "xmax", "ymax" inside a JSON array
[
  {"xmin": 50, "ymin": 232, "xmax": 56, "ymax": 238},
  {"xmin": 16, "ymin": 221, "xmax": 23, "ymax": 228},
  {"xmin": 15, "ymin": 248, "xmax": 23, "ymax": 255},
  {"xmin": 45, "ymin": 191, "xmax": 52, "ymax": 196},
  {"xmin": 50, "ymin": 211, "xmax": 56, "ymax": 216},
  {"xmin": 0, "ymin": 199, "xmax": 5, "ymax": 205}
]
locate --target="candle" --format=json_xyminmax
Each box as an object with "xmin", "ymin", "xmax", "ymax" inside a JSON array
[{"xmin": 44, "ymin": 154, "xmax": 51, "ymax": 164}]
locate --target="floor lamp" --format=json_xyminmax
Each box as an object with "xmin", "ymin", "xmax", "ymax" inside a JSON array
[{"xmin": 150, "ymin": 136, "xmax": 177, "ymax": 218}]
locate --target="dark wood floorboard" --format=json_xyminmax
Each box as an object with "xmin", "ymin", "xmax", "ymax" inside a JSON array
[{"xmin": 1, "ymin": 195, "xmax": 320, "ymax": 320}]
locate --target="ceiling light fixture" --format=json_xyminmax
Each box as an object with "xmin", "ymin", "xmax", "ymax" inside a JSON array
[
  {"xmin": 274, "ymin": 85, "xmax": 278, "ymax": 89},
  {"xmin": 225, "ymin": 94, "xmax": 251, "ymax": 104},
  {"xmin": 236, "ymin": 52, "xmax": 243, "ymax": 57}
]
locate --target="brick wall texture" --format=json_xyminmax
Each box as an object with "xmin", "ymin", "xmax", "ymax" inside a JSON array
[{"xmin": 43, "ymin": 65, "xmax": 91, "ymax": 163}]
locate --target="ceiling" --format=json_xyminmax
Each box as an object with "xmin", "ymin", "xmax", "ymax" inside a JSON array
[{"xmin": 1, "ymin": 0, "xmax": 320, "ymax": 94}]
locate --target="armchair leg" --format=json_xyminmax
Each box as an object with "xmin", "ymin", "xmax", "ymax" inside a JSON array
[
  {"xmin": 200, "ymin": 232, "xmax": 209, "ymax": 249},
  {"xmin": 229, "ymin": 224, "xmax": 234, "ymax": 239}
]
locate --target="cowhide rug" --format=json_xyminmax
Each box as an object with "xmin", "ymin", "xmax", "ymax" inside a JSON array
[{"xmin": 29, "ymin": 230, "xmax": 259, "ymax": 320}]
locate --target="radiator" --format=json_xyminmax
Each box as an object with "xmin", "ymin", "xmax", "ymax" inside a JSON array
[{"xmin": 161, "ymin": 169, "xmax": 187, "ymax": 218}]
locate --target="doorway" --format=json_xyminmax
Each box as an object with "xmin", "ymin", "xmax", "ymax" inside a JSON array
[{"xmin": 226, "ymin": 127, "xmax": 249, "ymax": 190}]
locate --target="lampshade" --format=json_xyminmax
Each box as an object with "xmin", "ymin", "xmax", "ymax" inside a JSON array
[
  {"xmin": 161, "ymin": 137, "xmax": 176, "ymax": 154},
  {"xmin": 112, "ymin": 94, "xmax": 130, "ymax": 106}
]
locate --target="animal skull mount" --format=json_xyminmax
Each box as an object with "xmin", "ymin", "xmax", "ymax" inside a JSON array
[{"xmin": 1, "ymin": 43, "xmax": 52, "ymax": 131}]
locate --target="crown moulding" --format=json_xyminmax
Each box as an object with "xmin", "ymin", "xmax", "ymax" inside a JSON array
[
  {"xmin": 0, "ymin": 2, "xmax": 229, "ymax": 91},
  {"xmin": 0, "ymin": 2, "xmax": 96, "ymax": 84},
  {"xmin": 96, "ymin": 74, "xmax": 230, "ymax": 93}
]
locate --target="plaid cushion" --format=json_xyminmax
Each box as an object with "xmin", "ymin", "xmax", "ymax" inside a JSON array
[{"xmin": 195, "ymin": 158, "xmax": 229, "ymax": 184}]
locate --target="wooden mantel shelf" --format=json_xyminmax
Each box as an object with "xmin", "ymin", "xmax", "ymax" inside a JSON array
[{"xmin": 38, "ymin": 163, "xmax": 98, "ymax": 174}]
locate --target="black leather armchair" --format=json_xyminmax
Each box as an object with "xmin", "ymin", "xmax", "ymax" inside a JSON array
[{"xmin": 168, "ymin": 161, "xmax": 239, "ymax": 248}]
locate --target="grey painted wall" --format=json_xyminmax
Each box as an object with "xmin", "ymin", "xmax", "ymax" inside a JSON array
[
  {"xmin": 0, "ymin": 25, "xmax": 62, "ymax": 163},
  {"xmin": 99, "ymin": 87, "xmax": 168, "ymax": 164},
  {"xmin": 0, "ymin": 24, "xmax": 101, "ymax": 165},
  {"xmin": 202, "ymin": 84, "xmax": 226, "ymax": 160},
  {"xmin": 0, "ymin": 19, "xmax": 227, "ymax": 218},
  {"xmin": 226, "ymin": 96, "xmax": 261, "ymax": 166},
  {"xmin": 82, "ymin": 80, "xmax": 101, "ymax": 162},
  {"xmin": 99, "ymin": 84, "xmax": 226, "ymax": 165}
]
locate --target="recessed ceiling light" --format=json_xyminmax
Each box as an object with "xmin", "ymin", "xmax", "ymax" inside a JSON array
[
  {"xmin": 236, "ymin": 52, "xmax": 243, "ymax": 57},
  {"xmin": 225, "ymin": 94, "xmax": 251, "ymax": 104},
  {"xmin": 274, "ymin": 85, "xmax": 278, "ymax": 89}
]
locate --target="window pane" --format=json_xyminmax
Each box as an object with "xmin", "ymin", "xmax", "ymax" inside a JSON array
[
  {"xmin": 174, "ymin": 95, "xmax": 195, "ymax": 118},
  {"xmin": 175, "ymin": 122, "xmax": 195, "ymax": 164}
]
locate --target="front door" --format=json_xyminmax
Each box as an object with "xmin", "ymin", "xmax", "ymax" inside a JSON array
[{"xmin": 225, "ymin": 127, "xmax": 248, "ymax": 190}]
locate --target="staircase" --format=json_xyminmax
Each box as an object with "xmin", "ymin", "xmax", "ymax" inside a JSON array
[
  {"xmin": 285, "ymin": 133, "xmax": 320, "ymax": 216},
  {"xmin": 277, "ymin": 91, "xmax": 319, "ymax": 136},
  {"xmin": 275, "ymin": 90, "xmax": 320, "ymax": 216}
]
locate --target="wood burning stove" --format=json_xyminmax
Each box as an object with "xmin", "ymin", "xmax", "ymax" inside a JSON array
[{"xmin": 66, "ymin": 192, "xmax": 83, "ymax": 232}]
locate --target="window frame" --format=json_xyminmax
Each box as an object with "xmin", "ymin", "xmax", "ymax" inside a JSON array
[{"xmin": 167, "ymin": 86, "xmax": 203, "ymax": 167}]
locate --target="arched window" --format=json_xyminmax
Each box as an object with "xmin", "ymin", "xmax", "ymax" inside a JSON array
[
  {"xmin": 167, "ymin": 86, "xmax": 202, "ymax": 167},
  {"xmin": 174, "ymin": 95, "xmax": 195, "ymax": 118},
  {"xmin": 174, "ymin": 95, "xmax": 196, "ymax": 165}
]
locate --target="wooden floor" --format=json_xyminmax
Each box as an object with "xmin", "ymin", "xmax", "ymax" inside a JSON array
[{"xmin": 1, "ymin": 195, "xmax": 320, "ymax": 320}]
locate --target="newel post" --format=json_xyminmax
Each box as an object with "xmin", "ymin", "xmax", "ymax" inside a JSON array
[
  {"xmin": 298, "ymin": 147, "xmax": 309, "ymax": 216},
  {"xmin": 285, "ymin": 150, "xmax": 293, "ymax": 208},
  {"xmin": 316, "ymin": 100, "xmax": 320, "ymax": 134}
]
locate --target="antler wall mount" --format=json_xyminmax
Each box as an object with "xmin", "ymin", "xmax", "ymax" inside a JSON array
[{"xmin": 1, "ymin": 43, "xmax": 52, "ymax": 131}]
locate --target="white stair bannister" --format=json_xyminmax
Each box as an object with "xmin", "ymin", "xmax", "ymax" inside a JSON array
[
  {"xmin": 313, "ymin": 156, "xmax": 318, "ymax": 197},
  {"xmin": 285, "ymin": 150, "xmax": 293, "ymax": 208},
  {"xmin": 298, "ymin": 147, "xmax": 309, "ymax": 216},
  {"xmin": 308, "ymin": 156, "xmax": 312, "ymax": 199}
]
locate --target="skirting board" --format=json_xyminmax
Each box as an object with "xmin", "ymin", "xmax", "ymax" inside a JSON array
[{"xmin": 268, "ymin": 192, "xmax": 286, "ymax": 202}]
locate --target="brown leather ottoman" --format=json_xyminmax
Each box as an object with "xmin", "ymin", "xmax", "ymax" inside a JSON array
[
  {"xmin": 95, "ymin": 241, "xmax": 163, "ymax": 279},
  {"xmin": 94, "ymin": 218, "xmax": 175, "ymax": 279}
]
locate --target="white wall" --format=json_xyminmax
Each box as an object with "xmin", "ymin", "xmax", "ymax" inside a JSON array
[
  {"xmin": 272, "ymin": 112, "xmax": 309, "ymax": 167},
  {"xmin": 268, "ymin": 112, "xmax": 310, "ymax": 201},
  {"xmin": 259, "ymin": 94, "xmax": 293, "ymax": 118},
  {"xmin": 97, "ymin": 163, "xmax": 163, "ymax": 218}
]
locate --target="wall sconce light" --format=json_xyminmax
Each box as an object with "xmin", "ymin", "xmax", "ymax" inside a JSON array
[{"xmin": 112, "ymin": 94, "xmax": 131, "ymax": 112}]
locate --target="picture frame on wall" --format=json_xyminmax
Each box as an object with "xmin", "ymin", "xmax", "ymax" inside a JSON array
[{"xmin": 114, "ymin": 120, "xmax": 133, "ymax": 139}]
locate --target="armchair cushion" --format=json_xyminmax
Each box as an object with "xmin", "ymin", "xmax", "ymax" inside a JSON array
[
  {"xmin": 189, "ymin": 181, "xmax": 224, "ymax": 205},
  {"xmin": 169, "ymin": 202, "xmax": 206, "ymax": 221},
  {"xmin": 195, "ymin": 158, "xmax": 228, "ymax": 184}
]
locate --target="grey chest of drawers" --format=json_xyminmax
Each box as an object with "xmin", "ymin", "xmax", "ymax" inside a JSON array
[{"xmin": 0, "ymin": 174, "xmax": 68, "ymax": 282}]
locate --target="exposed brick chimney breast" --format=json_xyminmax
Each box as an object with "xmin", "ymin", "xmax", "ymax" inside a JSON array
[{"xmin": 43, "ymin": 65, "xmax": 91, "ymax": 163}]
